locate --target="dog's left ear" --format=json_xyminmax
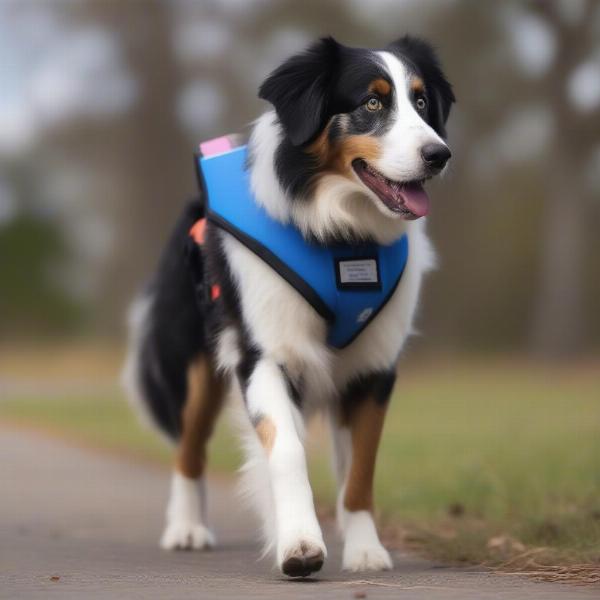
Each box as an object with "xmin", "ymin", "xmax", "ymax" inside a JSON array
[
  {"xmin": 388, "ymin": 36, "xmax": 455, "ymax": 138},
  {"xmin": 259, "ymin": 37, "xmax": 340, "ymax": 146}
]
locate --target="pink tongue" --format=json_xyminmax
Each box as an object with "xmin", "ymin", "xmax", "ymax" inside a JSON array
[{"xmin": 400, "ymin": 183, "xmax": 430, "ymax": 217}]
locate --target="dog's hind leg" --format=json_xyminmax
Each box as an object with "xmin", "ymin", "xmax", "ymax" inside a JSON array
[
  {"xmin": 160, "ymin": 355, "xmax": 225, "ymax": 551},
  {"xmin": 330, "ymin": 372, "xmax": 395, "ymax": 571}
]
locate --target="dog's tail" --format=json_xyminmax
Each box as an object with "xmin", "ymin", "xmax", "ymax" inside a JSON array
[{"xmin": 121, "ymin": 199, "xmax": 207, "ymax": 441}]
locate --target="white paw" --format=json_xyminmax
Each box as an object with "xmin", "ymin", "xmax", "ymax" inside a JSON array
[
  {"xmin": 278, "ymin": 536, "xmax": 327, "ymax": 578},
  {"xmin": 160, "ymin": 522, "xmax": 215, "ymax": 551},
  {"xmin": 342, "ymin": 541, "xmax": 393, "ymax": 572}
]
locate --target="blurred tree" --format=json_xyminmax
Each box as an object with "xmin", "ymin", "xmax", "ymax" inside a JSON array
[
  {"xmin": 65, "ymin": 0, "xmax": 195, "ymax": 332},
  {"xmin": 401, "ymin": 0, "xmax": 600, "ymax": 356},
  {"xmin": 528, "ymin": 0, "xmax": 598, "ymax": 356},
  {"xmin": 0, "ymin": 213, "xmax": 82, "ymax": 337},
  {"xmin": 1, "ymin": 0, "xmax": 598, "ymax": 354}
]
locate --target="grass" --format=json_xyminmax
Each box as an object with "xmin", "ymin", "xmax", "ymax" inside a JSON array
[
  {"xmin": 0, "ymin": 390, "xmax": 241, "ymax": 473},
  {"xmin": 308, "ymin": 359, "xmax": 600, "ymax": 573},
  {"xmin": 2, "ymin": 352, "xmax": 599, "ymax": 574}
]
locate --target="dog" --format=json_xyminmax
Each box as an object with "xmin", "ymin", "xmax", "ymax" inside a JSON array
[{"xmin": 123, "ymin": 35, "xmax": 454, "ymax": 578}]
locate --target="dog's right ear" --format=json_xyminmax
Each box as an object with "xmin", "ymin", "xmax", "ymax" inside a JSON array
[{"xmin": 259, "ymin": 37, "xmax": 340, "ymax": 147}]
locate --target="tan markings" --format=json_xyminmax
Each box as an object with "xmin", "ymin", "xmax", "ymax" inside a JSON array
[
  {"xmin": 306, "ymin": 122, "xmax": 332, "ymax": 165},
  {"xmin": 254, "ymin": 417, "xmax": 277, "ymax": 455},
  {"xmin": 369, "ymin": 78, "xmax": 391, "ymax": 96},
  {"xmin": 308, "ymin": 128, "xmax": 381, "ymax": 174},
  {"xmin": 305, "ymin": 113, "xmax": 382, "ymax": 192},
  {"xmin": 410, "ymin": 77, "xmax": 425, "ymax": 94},
  {"xmin": 176, "ymin": 355, "xmax": 225, "ymax": 479},
  {"xmin": 333, "ymin": 135, "xmax": 381, "ymax": 172},
  {"xmin": 343, "ymin": 398, "xmax": 387, "ymax": 513}
]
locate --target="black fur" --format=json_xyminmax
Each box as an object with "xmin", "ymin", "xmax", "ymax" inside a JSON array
[
  {"xmin": 236, "ymin": 346, "xmax": 261, "ymax": 396},
  {"xmin": 136, "ymin": 199, "xmax": 207, "ymax": 440},
  {"xmin": 387, "ymin": 36, "xmax": 455, "ymax": 137},
  {"xmin": 259, "ymin": 36, "xmax": 341, "ymax": 147},
  {"xmin": 262, "ymin": 35, "xmax": 454, "ymax": 201},
  {"xmin": 274, "ymin": 137, "xmax": 321, "ymax": 200},
  {"xmin": 133, "ymin": 197, "xmax": 264, "ymax": 439},
  {"xmin": 260, "ymin": 37, "xmax": 395, "ymax": 148},
  {"xmin": 203, "ymin": 224, "xmax": 262, "ymax": 398},
  {"xmin": 131, "ymin": 34, "xmax": 451, "ymax": 442},
  {"xmin": 341, "ymin": 370, "xmax": 397, "ymax": 415},
  {"xmin": 279, "ymin": 364, "xmax": 304, "ymax": 408}
]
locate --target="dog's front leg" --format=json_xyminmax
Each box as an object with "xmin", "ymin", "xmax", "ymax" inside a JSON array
[
  {"xmin": 331, "ymin": 379, "xmax": 394, "ymax": 572},
  {"xmin": 245, "ymin": 359, "xmax": 326, "ymax": 577}
]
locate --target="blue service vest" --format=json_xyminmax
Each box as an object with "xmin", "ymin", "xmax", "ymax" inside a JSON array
[{"xmin": 196, "ymin": 145, "xmax": 409, "ymax": 349}]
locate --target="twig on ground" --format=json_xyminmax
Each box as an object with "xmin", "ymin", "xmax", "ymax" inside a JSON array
[{"xmin": 343, "ymin": 580, "xmax": 467, "ymax": 591}]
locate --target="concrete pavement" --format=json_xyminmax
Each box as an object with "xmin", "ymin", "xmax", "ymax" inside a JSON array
[{"xmin": 0, "ymin": 427, "xmax": 597, "ymax": 599}]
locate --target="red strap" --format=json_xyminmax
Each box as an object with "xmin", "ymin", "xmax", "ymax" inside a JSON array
[
  {"xmin": 189, "ymin": 218, "xmax": 220, "ymax": 302},
  {"xmin": 189, "ymin": 218, "xmax": 206, "ymax": 245}
]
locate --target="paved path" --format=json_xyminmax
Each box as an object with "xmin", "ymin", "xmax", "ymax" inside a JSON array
[{"xmin": 0, "ymin": 428, "xmax": 597, "ymax": 599}]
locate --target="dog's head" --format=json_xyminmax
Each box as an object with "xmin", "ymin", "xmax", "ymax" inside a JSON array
[{"xmin": 258, "ymin": 36, "xmax": 454, "ymax": 231}]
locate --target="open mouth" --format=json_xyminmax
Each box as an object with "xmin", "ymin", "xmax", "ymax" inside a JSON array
[{"xmin": 352, "ymin": 159, "xmax": 430, "ymax": 219}]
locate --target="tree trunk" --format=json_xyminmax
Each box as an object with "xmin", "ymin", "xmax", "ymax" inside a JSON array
[{"xmin": 529, "ymin": 2, "xmax": 595, "ymax": 356}]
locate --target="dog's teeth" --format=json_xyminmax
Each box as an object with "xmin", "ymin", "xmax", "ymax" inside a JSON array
[{"xmin": 361, "ymin": 162, "xmax": 407, "ymax": 193}]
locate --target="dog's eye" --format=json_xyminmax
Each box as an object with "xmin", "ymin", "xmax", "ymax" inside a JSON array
[
  {"xmin": 366, "ymin": 97, "xmax": 383, "ymax": 112},
  {"xmin": 416, "ymin": 97, "xmax": 427, "ymax": 111}
]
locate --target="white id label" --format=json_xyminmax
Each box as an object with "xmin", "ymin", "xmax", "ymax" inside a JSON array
[{"xmin": 338, "ymin": 259, "xmax": 379, "ymax": 284}]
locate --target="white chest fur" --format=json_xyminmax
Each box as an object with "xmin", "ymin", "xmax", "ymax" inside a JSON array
[{"xmin": 219, "ymin": 219, "xmax": 434, "ymax": 402}]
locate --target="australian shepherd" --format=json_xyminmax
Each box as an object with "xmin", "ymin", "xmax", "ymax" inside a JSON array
[{"xmin": 123, "ymin": 35, "xmax": 454, "ymax": 578}]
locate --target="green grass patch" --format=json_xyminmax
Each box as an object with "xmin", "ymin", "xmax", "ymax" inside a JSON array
[
  {"xmin": 2, "ymin": 359, "xmax": 599, "ymax": 568},
  {"xmin": 0, "ymin": 391, "xmax": 241, "ymax": 472},
  {"xmin": 306, "ymin": 361, "xmax": 600, "ymax": 567}
]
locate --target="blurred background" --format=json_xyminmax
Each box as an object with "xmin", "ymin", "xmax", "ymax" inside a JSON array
[
  {"xmin": 1, "ymin": 0, "xmax": 599, "ymax": 573},
  {"xmin": 1, "ymin": 0, "xmax": 599, "ymax": 354}
]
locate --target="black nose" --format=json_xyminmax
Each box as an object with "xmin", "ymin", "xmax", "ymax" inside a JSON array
[{"xmin": 421, "ymin": 143, "xmax": 451, "ymax": 171}]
